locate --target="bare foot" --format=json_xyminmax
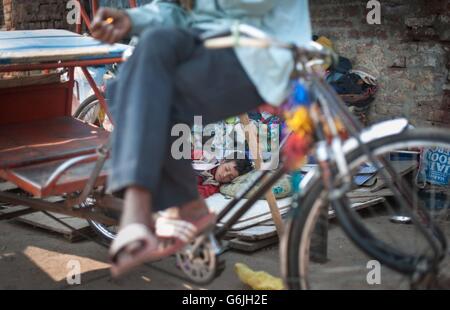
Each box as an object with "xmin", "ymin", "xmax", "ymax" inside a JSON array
[
  {"xmin": 179, "ymin": 199, "xmax": 211, "ymax": 222},
  {"xmin": 120, "ymin": 186, "xmax": 154, "ymax": 229},
  {"xmin": 110, "ymin": 186, "xmax": 157, "ymax": 277}
]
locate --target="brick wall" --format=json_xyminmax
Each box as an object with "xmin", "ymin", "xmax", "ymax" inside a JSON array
[
  {"xmin": 2, "ymin": 0, "xmax": 73, "ymax": 31},
  {"xmin": 1, "ymin": 0, "xmax": 11, "ymax": 30},
  {"xmin": 310, "ymin": 0, "xmax": 450, "ymax": 128},
  {"xmin": 0, "ymin": 1, "xmax": 3, "ymax": 30},
  {"xmin": 0, "ymin": 0, "xmax": 156, "ymax": 31}
]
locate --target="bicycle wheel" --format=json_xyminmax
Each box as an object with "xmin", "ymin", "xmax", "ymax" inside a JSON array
[
  {"xmin": 81, "ymin": 196, "xmax": 119, "ymax": 244},
  {"xmin": 74, "ymin": 94, "xmax": 113, "ymax": 131},
  {"xmin": 283, "ymin": 127, "xmax": 450, "ymax": 289}
]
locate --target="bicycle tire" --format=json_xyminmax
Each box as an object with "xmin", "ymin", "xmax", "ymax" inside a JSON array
[
  {"xmin": 80, "ymin": 198, "xmax": 119, "ymax": 244},
  {"xmin": 74, "ymin": 94, "xmax": 101, "ymax": 119}
]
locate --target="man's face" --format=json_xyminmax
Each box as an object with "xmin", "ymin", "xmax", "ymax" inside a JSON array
[{"xmin": 214, "ymin": 161, "xmax": 239, "ymax": 184}]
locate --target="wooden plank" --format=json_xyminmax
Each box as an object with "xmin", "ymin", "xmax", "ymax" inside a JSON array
[
  {"xmin": 219, "ymin": 195, "xmax": 384, "ymax": 233},
  {"xmin": 232, "ymin": 204, "xmax": 290, "ymax": 225},
  {"xmin": 259, "ymin": 220, "xmax": 276, "ymax": 226},
  {"xmin": 328, "ymin": 197, "xmax": 385, "ymax": 219},
  {"xmin": 225, "ymin": 197, "xmax": 384, "ymax": 249},
  {"xmin": 0, "ymin": 205, "xmax": 38, "ymax": 220},
  {"xmin": 264, "ymin": 190, "xmax": 284, "ymax": 235},
  {"xmin": 239, "ymin": 114, "xmax": 284, "ymax": 236},
  {"xmin": 0, "ymin": 191, "xmax": 117, "ymax": 226},
  {"xmin": 0, "ymin": 181, "xmax": 18, "ymax": 192},
  {"xmin": 349, "ymin": 197, "xmax": 385, "ymax": 203},
  {"xmin": 17, "ymin": 212, "xmax": 89, "ymax": 231},
  {"xmin": 216, "ymin": 205, "xmax": 291, "ymax": 231},
  {"xmin": 347, "ymin": 188, "xmax": 393, "ymax": 199},
  {"xmin": 1, "ymin": 180, "xmax": 21, "ymax": 208},
  {"xmin": 207, "ymin": 194, "xmax": 292, "ymax": 228},
  {"xmin": 0, "ymin": 196, "xmax": 62, "ymax": 220},
  {"xmin": 16, "ymin": 212, "xmax": 92, "ymax": 242},
  {"xmin": 228, "ymin": 236, "xmax": 279, "ymax": 252},
  {"xmin": 216, "ymin": 161, "xmax": 413, "ymax": 243},
  {"xmin": 370, "ymin": 161, "xmax": 417, "ymax": 192},
  {"xmin": 226, "ymin": 225, "xmax": 277, "ymax": 241}
]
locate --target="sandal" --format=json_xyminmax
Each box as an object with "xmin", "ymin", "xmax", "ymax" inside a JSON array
[
  {"xmin": 155, "ymin": 212, "xmax": 217, "ymax": 256},
  {"xmin": 109, "ymin": 223, "xmax": 177, "ymax": 278}
]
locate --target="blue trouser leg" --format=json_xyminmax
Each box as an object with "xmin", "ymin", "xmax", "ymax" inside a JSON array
[{"xmin": 107, "ymin": 27, "xmax": 263, "ymax": 211}]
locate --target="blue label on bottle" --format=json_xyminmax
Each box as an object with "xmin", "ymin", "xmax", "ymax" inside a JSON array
[{"xmin": 422, "ymin": 147, "xmax": 450, "ymax": 186}]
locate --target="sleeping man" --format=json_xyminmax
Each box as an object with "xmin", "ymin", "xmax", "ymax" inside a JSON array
[{"xmin": 194, "ymin": 155, "xmax": 254, "ymax": 199}]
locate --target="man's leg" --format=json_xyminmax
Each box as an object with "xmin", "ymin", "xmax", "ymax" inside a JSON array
[
  {"xmin": 154, "ymin": 43, "xmax": 264, "ymax": 225},
  {"xmin": 106, "ymin": 28, "xmax": 200, "ymax": 273},
  {"xmin": 107, "ymin": 27, "xmax": 198, "ymax": 224},
  {"xmin": 152, "ymin": 152, "xmax": 212, "ymax": 239}
]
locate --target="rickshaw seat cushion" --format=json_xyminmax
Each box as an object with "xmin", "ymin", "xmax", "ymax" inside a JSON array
[
  {"xmin": 0, "ymin": 116, "xmax": 109, "ymax": 169},
  {"xmin": 1, "ymin": 157, "xmax": 109, "ymax": 198}
]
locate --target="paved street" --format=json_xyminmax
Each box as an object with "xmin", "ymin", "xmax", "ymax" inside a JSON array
[{"xmin": 0, "ymin": 219, "xmax": 281, "ymax": 290}]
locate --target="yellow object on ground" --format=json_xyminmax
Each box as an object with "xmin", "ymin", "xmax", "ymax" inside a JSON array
[{"xmin": 235, "ymin": 263, "xmax": 285, "ymax": 290}]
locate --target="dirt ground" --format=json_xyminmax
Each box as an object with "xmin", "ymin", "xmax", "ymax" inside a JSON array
[{"xmin": 0, "ymin": 212, "xmax": 448, "ymax": 290}]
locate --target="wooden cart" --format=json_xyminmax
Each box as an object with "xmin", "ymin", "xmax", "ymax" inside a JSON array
[{"xmin": 0, "ymin": 29, "xmax": 128, "ymax": 225}]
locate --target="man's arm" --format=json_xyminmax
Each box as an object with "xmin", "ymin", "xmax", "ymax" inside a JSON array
[
  {"xmin": 91, "ymin": 0, "xmax": 190, "ymax": 43},
  {"xmin": 126, "ymin": 0, "xmax": 190, "ymax": 36}
]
